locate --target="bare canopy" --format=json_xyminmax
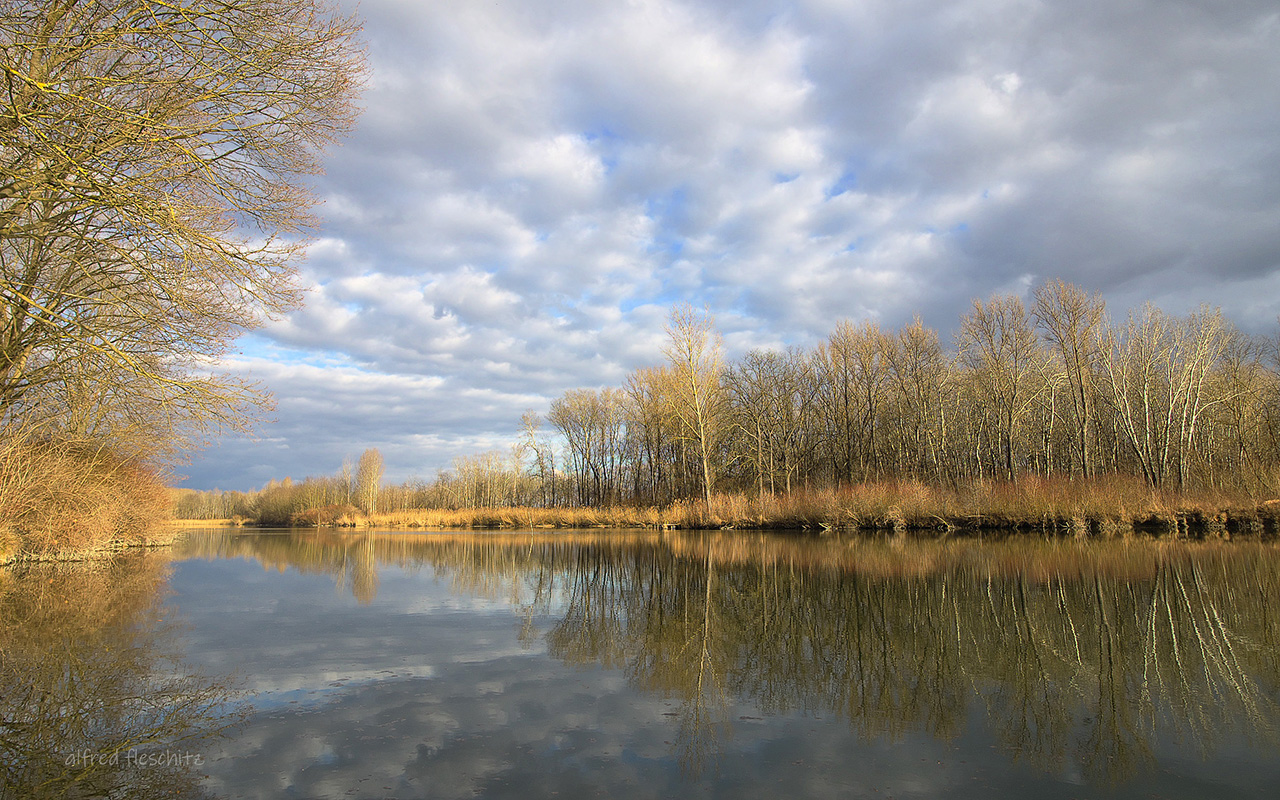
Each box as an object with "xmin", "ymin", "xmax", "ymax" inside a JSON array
[{"xmin": 0, "ymin": 0, "xmax": 363, "ymax": 456}]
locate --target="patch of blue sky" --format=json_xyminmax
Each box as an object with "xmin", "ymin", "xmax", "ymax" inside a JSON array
[
  {"xmin": 644, "ymin": 185, "xmax": 689, "ymax": 226},
  {"xmin": 917, "ymin": 222, "xmax": 969, "ymax": 240},
  {"xmin": 581, "ymin": 128, "xmax": 622, "ymax": 175},
  {"xmin": 581, "ymin": 127, "xmax": 619, "ymax": 143},
  {"xmin": 235, "ymin": 334, "xmax": 351, "ymax": 369},
  {"xmin": 644, "ymin": 235, "xmax": 684, "ymax": 259},
  {"xmin": 774, "ymin": 171, "xmax": 800, "ymax": 184},
  {"xmin": 642, "ymin": 188, "xmax": 691, "ymax": 262},
  {"xmin": 824, "ymin": 169, "xmax": 858, "ymax": 199},
  {"xmin": 651, "ymin": 281, "xmax": 691, "ymax": 309},
  {"xmin": 619, "ymin": 277, "xmax": 687, "ymax": 313}
]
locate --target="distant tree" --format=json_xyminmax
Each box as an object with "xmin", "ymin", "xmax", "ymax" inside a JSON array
[
  {"xmin": 0, "ymin": 0, "xmax": 364, "ymax": 456},
  {"xmin": 354, "ymin": 447, "xmax": 384, "ymax": 515},
  {"xmin": 663, "ymin": 305, "xmax": 726, "ymax": 507},
  {"xmin": 1034, "ymin": 280, "xmax": 1106, "ymax": 478},
  {"xmin": 956, "ymin": 295, "xmax": 1046, "ymax": 481}
]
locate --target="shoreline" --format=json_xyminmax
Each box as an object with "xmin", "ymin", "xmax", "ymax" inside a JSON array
[
  {"xmin": 0, "ymin": 530, "xmax": 186, "ymax": 567},
  {"xmin": 12, "ymin": 493, "xmax": 1279, "ymax": 565},
  {"xmin": 183, "ymin": 501, "xmax": 1280, "ymax": 540}
]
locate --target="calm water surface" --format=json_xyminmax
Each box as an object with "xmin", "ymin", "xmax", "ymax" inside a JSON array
[{"xmin": 4, "ymin": 529, "xmax": 1280, "ymax": 799}]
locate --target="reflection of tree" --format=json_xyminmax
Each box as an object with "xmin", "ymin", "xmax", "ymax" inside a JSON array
[
  {"xmin": 0, "ymin": 553, "xmax": 243, "ymax": 800},
  {"xmin": 633, "ymin": 542, "xmax": 731, "ymax": 776},
  {"xmin": 337, "ymin": 535, "xmax": 380, "ymax": 605},
  {"xmin": 176, "ymin": 530, "xmax": 1280, "ymax": 784}
]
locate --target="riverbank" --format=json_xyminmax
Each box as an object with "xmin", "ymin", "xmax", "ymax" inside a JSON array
[
  {"xmin": 0, "ymin": 436, "xmax": 173, "ymax": 565},
  {"xmin": 0, "ymin": 528, "xmax": 185, "ymax": 566},
  {"xmin": 195, "ymin": 478, "xmax": 1280, "ymax": 539}
]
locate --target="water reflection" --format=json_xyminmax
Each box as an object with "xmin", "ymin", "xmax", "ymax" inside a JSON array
[
  {"xmin": 0, "ymin": 553, "xmax": 244, "ymax": 800},
  {"xmin": 178, "ymin": 530, "xmax": 1280, "ymax": 785}
]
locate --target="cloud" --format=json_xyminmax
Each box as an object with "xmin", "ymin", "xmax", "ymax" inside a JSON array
[{"xmin": 183, "ymin": 0, "xmax": 1280, "ymax": 489}]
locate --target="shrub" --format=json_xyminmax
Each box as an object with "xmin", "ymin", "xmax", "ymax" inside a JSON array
[{"xmin": 0, "ymin": 436, "xmax": 171, "ymax": 559}]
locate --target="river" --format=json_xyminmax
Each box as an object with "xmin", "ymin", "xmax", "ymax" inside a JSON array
[{"xmin": 4, "ymin": 529, "xmax": 1279, "ymax": 798}]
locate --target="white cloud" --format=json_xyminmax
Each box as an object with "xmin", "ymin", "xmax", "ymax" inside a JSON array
[{"xmin": 181, "ymin": 0, "xmax": 1280, "ymax": 488}]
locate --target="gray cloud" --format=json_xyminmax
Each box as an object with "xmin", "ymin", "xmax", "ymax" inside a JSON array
[{"xmin": 184, "ymin": 0, "xmax": 1280, "ymax": 489}]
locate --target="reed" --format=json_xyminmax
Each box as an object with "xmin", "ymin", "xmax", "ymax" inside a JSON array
[
  {"xmin": 0, "ymin": 436, "xmax": 172, "ymax": 563},
  {"xmin": 245, "ymin": 474, "xmax": 1280, "ymax": 539}
]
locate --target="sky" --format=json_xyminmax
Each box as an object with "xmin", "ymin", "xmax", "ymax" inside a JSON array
[{"xmin": 182, "ymin": 0, "xmax": 1280, "ymax": 491}]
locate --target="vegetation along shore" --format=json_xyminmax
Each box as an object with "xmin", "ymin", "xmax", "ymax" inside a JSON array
[{"xmin": 174, "ymin": 283, "xmax": 1280, "ymax": 542}]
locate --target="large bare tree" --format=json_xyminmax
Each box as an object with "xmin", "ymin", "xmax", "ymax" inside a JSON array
[
  {"xmin": 663, "ymin": 304, "xmax": 726, "ymax": 507},
  {"xmin": 1033, "ymin": 280, "xmax": 1106, "ymax": 478},
  {"xmin": 1099, "ymin": 306, "xmax": 1235, "ymax": 488},
  {"xmin": 354, "ymin": 447, "xmax": 384, "ymax": 515},
  {"xmin": 956, "ymin": 294, "xmax": 1046, "ymax": 482},
  {"xmin": 0, "ymin": 0, "xmax": 363, "ymax": 456}
]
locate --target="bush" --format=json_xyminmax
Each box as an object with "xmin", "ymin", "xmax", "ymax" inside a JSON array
[{"xmin": 0, "ymin": 436, "xmax": 171, "ymax": 559}]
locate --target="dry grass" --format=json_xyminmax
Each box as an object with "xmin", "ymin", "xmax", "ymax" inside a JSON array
[
  {"xmin": 365, "ymin": 505, "xmax": 669, "ymax": 530},
  {"xmin": 0, "ymin": 437, "xmax": 173, "ymax": 562},
  {"xmin": 165, "ymin": 517, "xmax": 236, "ymax": 528},
  {"xmin": 268, "ymin": 474, "xmax": 1280, "ymax": 539}
]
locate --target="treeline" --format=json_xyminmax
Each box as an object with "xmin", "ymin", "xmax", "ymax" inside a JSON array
[
  {"xmin": 539, "ymin": 283, "xmax": 1280, "ymax": 507},
  {"xmin": 174, "ymin": 445, "xmax": 555, "ymax": 523},
  {"xmin": 180, "ymin": 282, "xmax": 1280, "ymax": 528}
]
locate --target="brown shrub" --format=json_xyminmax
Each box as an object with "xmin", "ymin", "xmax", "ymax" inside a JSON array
[
  {"xmin": 290, "ymin": 504, "xmax": 363, "ymax": 527},
  {"xmin": 0, "ymin": 436, "xmax": 171, "ymax": 559}
]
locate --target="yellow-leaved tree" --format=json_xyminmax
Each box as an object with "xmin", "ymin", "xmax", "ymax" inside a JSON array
[{"xmin": 0, "ymin": 0, "xmax": 364, "ymax": 552}]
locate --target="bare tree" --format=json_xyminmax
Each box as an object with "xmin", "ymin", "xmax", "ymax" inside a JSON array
[
  {"xmin": 354, "ymin": 447, "xmax": 384, "ymax": 515},
  {"xmin": 0, "ymin": 0, "xmax": 364, "ymax": 454},
  {"xmin": 957, "ymin": 294, "xmax": 1047, "ymax": 481},
  {"xmin": 625, "ymin": 366, "xmax": 680, "ymax": 506},
  {"xmin": 816, "ymin": 320, "xmax": 888, "ymax": 485},
  {"xmin": 519, "ymin": 410, "xmax": 556, "ymax": 507},
  {"xmin": 1099, "ymin": 306, "xmax": 1234, "ymax": 488},
  {"xmin": 663, "ymin": 305, "xmax": 726, "ymax": 507},
  {"xmin": 1034, "ymin": 280, "xmax": 1106, "ymax": 478},
  {"xmin": 728, "ymin": 348, "xmax": 820, "ymax": 496},
  {"xmin": 880, "ymin": 317, "xmax": 949, "ymax": 481},
  {"xmin": 548, "ymin": 387, "xmax": 628, "ymax": 506}
]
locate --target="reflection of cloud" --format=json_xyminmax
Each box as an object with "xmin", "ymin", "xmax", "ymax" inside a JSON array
[
  {"xmin": 203, "ymin": 653, "xmax": 972, "ymax": 800},
  {"xmin": 182, "ymin": 0, "xmax": 1280, "ymax": 490},
  {"xmin": 177, "ymin": 536, "xmax": 1280, "ymax": 798},
  {"xmin": 171, "ymin": 559, "xmax": 538, "ymax": 703}
]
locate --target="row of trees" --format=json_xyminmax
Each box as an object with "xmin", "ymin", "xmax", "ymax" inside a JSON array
[
  {"xmin": 541, "ymin": 286, "xmax": 1280, "ymax": 507},
  {"xmin": 174, "ymin": 447, "xmax": 385, "ymax": 522},
  {"xmin": 176, "ymin": 445, "xmax": 558, "ymax": 520},
  {"xmin": 179, "ymin": 285, "xmax": 1280, "ymax": 522}
]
